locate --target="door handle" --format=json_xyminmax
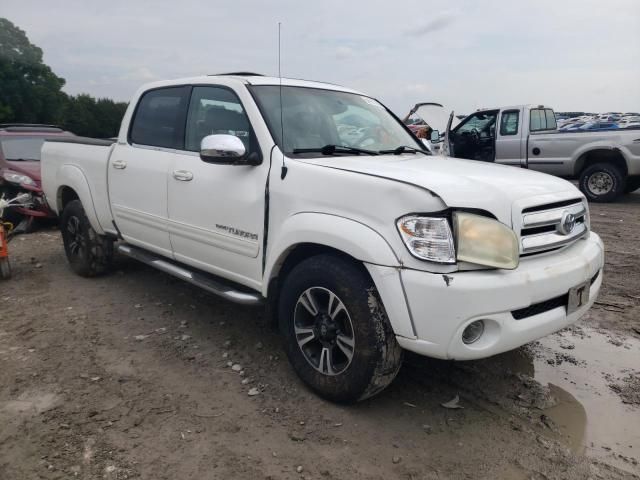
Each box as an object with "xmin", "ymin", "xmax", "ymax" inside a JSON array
[
  {"xmin": 172, "ymin": 170, "xmax": 193, "ymax": 181},
  {"xmin": 112, "ymin": 160, "xmax": 127, "ymax": 169}
]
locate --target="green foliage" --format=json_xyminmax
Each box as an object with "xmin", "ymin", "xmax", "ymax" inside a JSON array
[
  {"xmin": 0, "ymin": 18, "xmax": 127, "ymax": 137},
  {"xmin": 62, "ymin": 95, "xmax": 128, "ymax": 138},
  {"xmin": 0, "ymin": 18, "xmax": 67, "ymax": 124}
]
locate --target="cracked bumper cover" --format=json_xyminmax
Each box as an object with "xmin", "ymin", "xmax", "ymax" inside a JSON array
[{"xmin": 368, "ymin": 232, "xmax": 604, "ymax": 360}]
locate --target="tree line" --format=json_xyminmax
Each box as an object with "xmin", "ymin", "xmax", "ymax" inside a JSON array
[{"xmin": 0, "ymin": 18, "xmax": 128, "ymax": 138}]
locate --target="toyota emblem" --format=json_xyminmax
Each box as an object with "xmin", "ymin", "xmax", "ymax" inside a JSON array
[{"xmin": 558, "ymin": 211, "xmax": 576, "ymax": 235}]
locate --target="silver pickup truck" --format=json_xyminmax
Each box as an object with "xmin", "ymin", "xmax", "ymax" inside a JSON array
[{"xmin": 417, "ymin": 104, "xmax": 640, "ymax": 202}]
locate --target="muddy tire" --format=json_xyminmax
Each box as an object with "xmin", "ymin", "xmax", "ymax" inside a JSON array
[
  {"xmin": 579, "ymin": 163, "xmax": 624, "ymax": 203},
  {"xmin": 624, "ymin": 176, "xmax": 640, "ymax": 194},
  {"xmin": 278, "ymin": 254, "xmax": 403, "ymax": 403},
  {"xmin": 0, "ymin": 258, "xmax": 10, "ymax": 279},
  {"xmin": 60, "ymin": 200, "xmax": 113, "ymax": 277}
]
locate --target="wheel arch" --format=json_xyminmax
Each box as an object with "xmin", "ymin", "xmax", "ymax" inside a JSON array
[
  {"xmin": 573, "ymin": 148, "xmax": 628, "ymax": 178},
  {"xmin": 263, "ymin": 213, "xmax": 415, "ymax": 340},
  {"xmin": 55, "ymin": 165, "xmax": 104, "ymax": 234},
  {"xmin": 263, "ymin": 212, "xmax": 400, "ymax": 296}
]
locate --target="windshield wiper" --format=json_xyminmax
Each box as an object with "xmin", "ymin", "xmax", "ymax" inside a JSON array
[
  {"xmin": 378, "ymin": 146, "xmax": 431, "ymax": 156},
  {"xmin": 292, "ymin": 145, "xmax": 379, "ymax": 156}
]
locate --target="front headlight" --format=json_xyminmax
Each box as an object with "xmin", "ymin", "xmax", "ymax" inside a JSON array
[
  {"xmin": 396, "ymin": 215, "xmax": 456, "ymax": 263},
  {"xmin": 3, "ymin": 171, "xmax": 36, "ymax": 186},
  {"xmin": 454, "ymin": 212, "xmax": 519, "ymax": 269}
]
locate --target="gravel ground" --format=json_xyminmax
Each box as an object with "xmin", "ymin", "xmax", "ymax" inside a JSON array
[{"xmin": 0, "ymin": 194, "xmax": 638, "ymax": 479}]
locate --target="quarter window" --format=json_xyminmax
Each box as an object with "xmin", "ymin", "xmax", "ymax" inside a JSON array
[
  {"xmin": 130, "ymin": 87, "xmax": 189, "ymax": 149},
  {"xmin": 185, "ymin": 86, "xmax": 253, "ymax": 152},
  {"xmin": 500, "ymin": 110, "xmax": 520, "ymax": 136},
  {"xmin": 530, "ymin": 108, "xmax": 557, "ymax": 132}
]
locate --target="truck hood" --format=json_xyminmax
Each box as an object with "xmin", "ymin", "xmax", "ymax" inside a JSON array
[
  {"xmin": 306, "ymin": 154, "xmax": 581, "ymax": 225},
  {"xmin": 415, "ymin": 103, "xmax": 460, "ymax": 134}
]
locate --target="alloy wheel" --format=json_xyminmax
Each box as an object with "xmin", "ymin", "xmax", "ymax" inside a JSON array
[
  {"xmin": 66, "ymin": 216, "xmax": 85, "ymax": 257},
  {"xmin": 293, "ymin": 287, "xmax": 355, "ymax": 376}
]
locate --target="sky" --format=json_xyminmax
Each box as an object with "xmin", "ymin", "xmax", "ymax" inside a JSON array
[{"xmin": 2, "ymin": 0, "xmax": 639, "ymax": 115}]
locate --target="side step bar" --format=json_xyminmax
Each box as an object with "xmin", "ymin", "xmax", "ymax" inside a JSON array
[{"xmin": 117, "ymin": 244, "xmax": 263, "ymax": 306}]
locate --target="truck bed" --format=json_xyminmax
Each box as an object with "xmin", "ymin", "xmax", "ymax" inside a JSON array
[
  {"xmin": 527, "ymin": 128, "xmax": 640, "ymax": 177},
  {"xmin": 41, "ymin": 137, "xmax": 116, "ymax": 234}
]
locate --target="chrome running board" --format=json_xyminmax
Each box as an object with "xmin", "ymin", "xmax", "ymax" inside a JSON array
[{"xmin": 117, "ymin": 244, "xmax": 263, "ymax": 306}]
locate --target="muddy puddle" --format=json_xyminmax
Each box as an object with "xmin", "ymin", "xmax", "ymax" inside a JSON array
[
  {"xmin": 406, "ymin": 324, "xmax": 640, "ymax": 474},
  {"xmin": 530, "ymin": 327, "xmax": 639, "ymax": 473}
]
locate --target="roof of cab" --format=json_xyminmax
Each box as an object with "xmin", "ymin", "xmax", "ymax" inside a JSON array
[
  {"xmin": 474, "ymin": 105, "xmax": 551, "ymax": 113},
  {"xmin": 136, "ymin": 73, "xmax": 366, "ymax": 96}
]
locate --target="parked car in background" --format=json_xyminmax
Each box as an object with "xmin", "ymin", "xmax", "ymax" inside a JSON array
[
  {"xmin": 421, "ymin": 105, "xmax": 640, "ymax": 201},
  {"xmin": 0, "ymin": 124, "xmax": 75, "ymax": 229},
  {"xmin": 618, "ymin": 116, "xmax": 640, "ymax": 129},
  {"xmin": 576, "ymin": 121, "xmax": 620, "ymax": 131},
  {"xmin": 41, "ymin": 73, "xmax": 603, "ymax": 402}
]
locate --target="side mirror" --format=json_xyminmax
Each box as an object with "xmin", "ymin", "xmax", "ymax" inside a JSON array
[
  {"xmin": 430, "ymin": 130, "xmax": 440, "ymax": 142},
  {"xmin": 200, "ymin": 134, "xmax": 246, "ymax": 164}
]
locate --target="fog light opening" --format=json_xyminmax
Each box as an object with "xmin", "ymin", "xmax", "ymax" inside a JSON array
[{"xmin": 462, "ymin": 320, "xmax": 485, "ymax": 345}]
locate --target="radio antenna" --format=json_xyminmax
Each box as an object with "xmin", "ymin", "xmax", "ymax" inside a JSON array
[{"xmin": 278, "ymin": 22, "xmax": 288, "ymax": 180}]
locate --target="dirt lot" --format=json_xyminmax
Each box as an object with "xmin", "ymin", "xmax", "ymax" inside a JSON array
[{"xmin": 1, "ymin": 195, "xmax": 639, "ymax": 480}]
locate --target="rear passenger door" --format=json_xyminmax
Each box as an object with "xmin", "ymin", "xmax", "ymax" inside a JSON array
[
  {"xmin": 108, "ymin": 86, "xmax": 189, "ymax": 257},
  {"xmin": 494, "ymin": 109, "xmax": 523, "ymax": 167},
  {"xmin": 167, "ymin": 85, "xmax": 269, "ymax": 290}
]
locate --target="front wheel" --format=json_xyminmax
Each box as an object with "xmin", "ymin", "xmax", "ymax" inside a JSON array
[
  {"xmin": 60, "ymin": 200, "xmax": 113, "ymax": 277},
  {"xmin": 278, "ymin": 254, "xmax": 403, "ymax": 403},
  {"xmin": 579, "ymin": 163, "xmax": 624, "ymax": 203}
]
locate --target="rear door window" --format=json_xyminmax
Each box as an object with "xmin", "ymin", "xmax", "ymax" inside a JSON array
[
  {"xmin": 499, "ymin": 110, "xmax": 520, "ymax": 136},
  {"xmin": 530, "ymin": 108, "xmax": 557, "ymax": 132},
  {"xmin": 130, "ymin": 86, "xmax": 189, "ymax": 149}
]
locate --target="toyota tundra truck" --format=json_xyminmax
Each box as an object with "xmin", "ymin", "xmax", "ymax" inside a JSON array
[{"xmin": 41, "ymin": 73, "xmax": 604, "ymax": 402}]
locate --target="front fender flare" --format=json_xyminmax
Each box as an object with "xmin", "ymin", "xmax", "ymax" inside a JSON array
[
  {"xmin": 55, "ymin": 164, "xmax": 104, "ymax": 234},
  {"xmin": 264, "ymin": 213, "xmax": 417, "ymax": 339},
  {"xmin": 265, "ymin": 212, "xmax": 400, "ymax": 287}
]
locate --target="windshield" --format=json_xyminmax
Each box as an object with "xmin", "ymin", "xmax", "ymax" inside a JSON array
[
  {"xmin": 0, "ymin": 137, "xmax": 49, "ymax": 161},
  {"xmin": 251, "ymin": 86, "xmax": 422, "ymax": 155}
]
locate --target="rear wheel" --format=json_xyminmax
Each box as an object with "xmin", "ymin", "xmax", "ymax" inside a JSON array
[
  {"xmin": 60, "ymin": 200, "xmax": 113, "ymax": 277},
  {"xmin": 579, "ymin": 163, "xmax": 624, "ymax": 202},
  {"xmin": 278, "ymin": 254, "xmax": 403, "ymax": 403}
]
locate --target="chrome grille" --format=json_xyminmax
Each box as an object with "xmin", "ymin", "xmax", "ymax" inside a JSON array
[{"xmin": 519, "ymin": 200, "xmax": 588, "ymax": 255}]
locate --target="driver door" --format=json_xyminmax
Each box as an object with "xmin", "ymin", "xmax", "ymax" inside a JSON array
[{"xmin": 167, "ymin": 85, "xmax": 269, "ymax": 289}]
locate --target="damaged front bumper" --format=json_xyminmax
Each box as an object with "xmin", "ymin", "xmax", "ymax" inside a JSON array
[{"xmin": 369, "ymin": 232, "xmax": 604, "ymax": 361}]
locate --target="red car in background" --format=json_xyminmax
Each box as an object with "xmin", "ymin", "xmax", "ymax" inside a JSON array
[{"xmin": 0, "ymin": 124, "xmax": 75, "ymax": 230}]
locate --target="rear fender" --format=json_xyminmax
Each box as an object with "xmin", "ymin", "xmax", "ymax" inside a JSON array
[
  {"xmin": 572, "ymin": 144, "xmax": 629, "ymax": 177},
  {"xmin": 55, "ymin": 165, "xmax": 104, "ymax": 234}
]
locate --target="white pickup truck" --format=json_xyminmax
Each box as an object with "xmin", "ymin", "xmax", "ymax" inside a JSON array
[{"xmin": 42, "ymin": 73, "xmax": 604, "ymax": 402}]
